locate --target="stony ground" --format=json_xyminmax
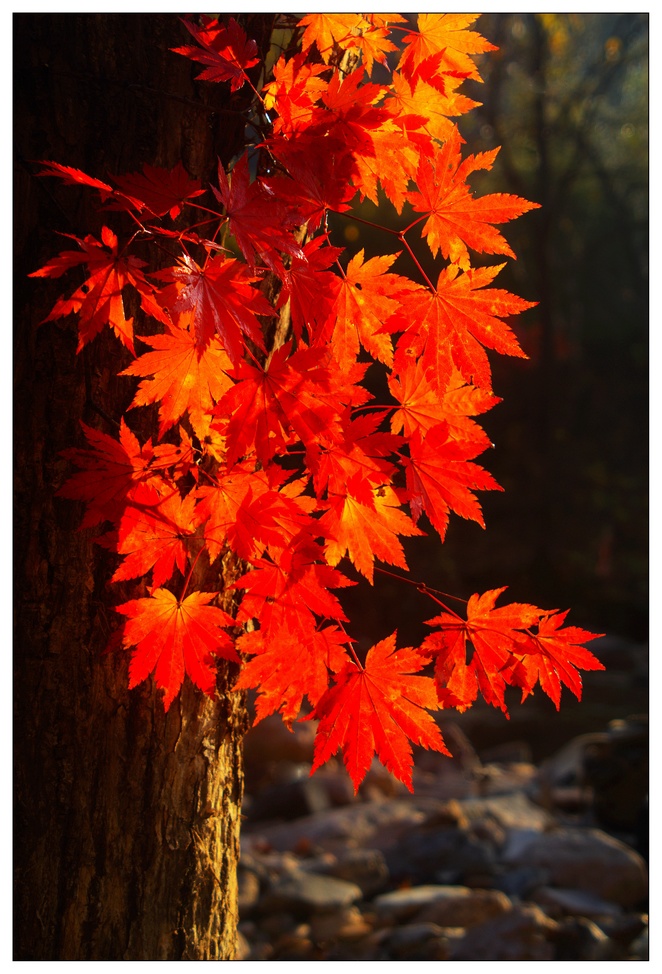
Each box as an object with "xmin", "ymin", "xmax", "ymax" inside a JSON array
[{"xmin": 236, "ymin": 637, "xmax": 648, "ymax": 961}]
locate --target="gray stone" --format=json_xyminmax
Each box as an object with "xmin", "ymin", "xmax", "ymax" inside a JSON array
[
  {"xmin": 385, "ymin": 826, "xmax": 496, "ymax": 886},
  {"xmin": 458, "ymin": 790, "xmax": 553, "ymax": 831},
  {"xmin": 243, "ymin": 796, "xmax": 448, "ymax": 854},
  {"xmin": 450, "ymin": 903, "xmax": 559, "ymax": 961},
  {"xmin": 419, "ymin": 886, "xmax": 512, "ymax": 928},
  {"xmin": 386, "ymin": 922, "xmax": 450, "ymax": 960},
  {"xmin": 504, "ymin": 826, "xmax": 648, "ymax": 907},
  {"xmin": 313, "ymin": 847, "xmax": 390, "ymax": 897},
  {"xmin": 374, "ymin": 885, "xmax": 468, "ymax": 923},
  {"xmin": 552, "ymin": 916, "xmax": 615, "ymax": 960},
  {"xmin": 259, "ymin": 869, "xmax": 363, "ymax": 915},
  {"xmin": 531, "ymin": 885, "xmax": 624, "ymax": 920}
]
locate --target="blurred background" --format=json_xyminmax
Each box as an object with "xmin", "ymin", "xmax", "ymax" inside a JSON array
[{"xmin": 329, "ymin": 12, "xmax": 648, "ymax": 758}]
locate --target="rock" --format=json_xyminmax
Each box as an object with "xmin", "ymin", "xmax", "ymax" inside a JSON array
[
  {"xmin": 418, "ymin": 887, "xmax": 512, "ymax": 927},
  {"xmin": 383, "ymin": 824, "xmax": 496, "ymax": 886},
  {"xmin": 493, "ymin": 864, "xmax": 549, "ymax": 899},
  {"xmin": 628, "ymin": 924, "xmax": 649, "ymax": 960},
  {"xmin": 449, "ymin": 903, "xmax": 559, "ymax": 961},
  {"xmin": 374, "ymin": 885, "xmax": 467, "ymax": 924},
  {"xmin": 501, "ymin": 826, "xmax": 547, "ymax": 861},
  {"xmin": 552, "ymin": 916, "xmax": 615, "ymax": 960},
  {"xmin": 458, "ymin": 791, "xmax": 553, "ymax": 831},
  {"xmin": 257, "ymin": 911, "xmax": 298, "ymax": 939},
  {"xmin": 271, "ymin": 927, "xmax": 317, "ymax": 961},
  {"xmin": 237, "ymin": 866, "xmax": 261, "ymax": 914},
  {"xmin": 479, "ymin": 740, "xmax": 533, "ymax": 764},
  {"xmin": 259, "ymin": 869, "xmax": 362, "ymax": 915},
  {"xmin": 235, "ymin": 929, "xmax": 251, "ymax": 961},
  {"xmin": 385, "ymin": 922, "xmax": 449, "ymax": 960},
  {"xmin": 474, "ymin": 761, "xmax": 539, "ymax": 796},
  {"xmin": 597, "ymin": 912, "xmax": 647, "ymax": 950},
  {"xmin": 310, "ymin": 906, "xmax": 372, "ymax": 943},
  {"xmin": 312, "ymin": 847, "xmax": 390, "ymax": 897},
  {"xmin": 583, "ymin": 714, "xmax": 648, "ymax": 833},
  {"xmin": 504, "ymin": 827, "xmax": 648, "ymax": 907},
  {"xmin": 243, "ymin": 796, "xmax": 448, "ymax": 854},
  {"xmin": 531, "ymin": 885, "xmax": 623, "ymax": 920},
  {"xmin": 535, "ymin": 731, "xmax": 605, "ymax": 800},
  {"xmin": 243, "ymin": 714, "xmax": 317, "ymax": 770},
  {"xmin": 246, "ymin": 772, "xmax": 331, "ymax": 822}
]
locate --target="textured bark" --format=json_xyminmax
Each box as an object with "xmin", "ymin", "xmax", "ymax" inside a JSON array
[{"xmin": 14, "ymin": 13, "xmax": 272, "ymax": 960}]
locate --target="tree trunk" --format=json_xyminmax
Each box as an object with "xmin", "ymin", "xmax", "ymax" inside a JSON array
[{"xmin": 14, "ymin": 13, "xmax": 270, "ymax": 959}]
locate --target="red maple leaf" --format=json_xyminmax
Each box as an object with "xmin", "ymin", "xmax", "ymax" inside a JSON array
[
  {"xmin": 265, "ymin": 134, "xmax": 357, "ymax": 230},
  {"xmin": 30, "ymin": 226, "xmax": 168, "ymax": 354},
  {"xmin": 173, "ymin": 16, "xmax": 259, "ymax": 90},
  {"xmin": 313, "ymin": 410, "xmax": 400, "ymax": 501},
  {"xmin": 233, "ymin": 546, "xmax": 353, "ymax": 642},
  {"xmin": 421, "ymin": 588, "xmax": 546, "ymax": 714},
  {"xmin": 108, "ymin": 482, "xmax": 196, "ymax": 590},
  {"xmin": 404, "ymin": 422, "xmax": 502, "ymax": 539},
  {"xmin": 161, "ymin": 253, "xmax": 274, "ymax": 362},
  {"xmin": 36, "ymin": 160, "xmax": 113, "ymax": 197},
  {"xmin": 116, "ymin": 588, "xmax": 239, "ymax": 711},
  {"xmin": 217, "ymin": 342, "xmax": 343, "ymax": 468},
  {"xmin": 194, "ymin": 464, "xmax": 270, "ymax": 563},
  {"xmin": 57, "ymin": 419, "xmax": 183, "ymax": 530},
  {"xmin": 110, "ymin": 161, "xmax": 205, "ymax": 219},
  {"xmin": 212, "ymin": 155, "xmax": 304, "ymax": 273},
  {"xmin": 505, "ymin": 611, "xmax": 605, "ymax": 709},
  {"xmin": 276, "ymin": 235, "xmax": 343, "ymax": 342},
  {"xmin": 309, "ymin": 633, "xmax": 451, "ymax": 792}
]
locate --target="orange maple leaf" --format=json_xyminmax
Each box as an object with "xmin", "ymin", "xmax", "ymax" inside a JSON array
[
  {"xmin": 262, "ymin": 53, "xmax": 329, "ymax": 135},
  {"xmin": 407, "ymin": 128, "xmax": 540, "ymax": 269},
  {"xmin": 394, "ymin": 262, "xmax": 534, "ymax": 392},
  {"xmin": 321, "ymin": 484, "xmax": 424, "ymax": 583},
  {"xmin": 331, "ymin": 250, "xmax": 406, "ymax": 368},
  {"xmin": 389, "ymin": 361, "xmax": 500, "ymax": 449},
  {"xmin": 399, "ymin": 13, "xmax": 497, "ymax": 85},
  {"xmin": 121, "ymin": 322, "xmax": 233, "ymax": 438},
  {"xmin": 116, "ymin": 588, "xmax": 239, "ymax": 711},
  {"xmin": 298, "ymin": 13, "xmax": 366, "ymax": 63},
  {"xmin": 309, "ymin": 633, "xmax": 451, "ymax": 792},
  {"xmin": 234, "ymin": 625, "xmax": 351, "ymax": 725}
]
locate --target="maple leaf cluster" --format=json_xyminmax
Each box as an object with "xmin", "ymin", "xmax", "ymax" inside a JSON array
[{"xmin": 32, "ymin": 13, "xmax": 604, "ymax": 793}]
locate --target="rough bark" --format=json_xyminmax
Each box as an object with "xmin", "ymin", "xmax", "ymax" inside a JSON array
[{"xmin": 14, "ymin": 13, "xmax": 271, "ymax": 960}]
